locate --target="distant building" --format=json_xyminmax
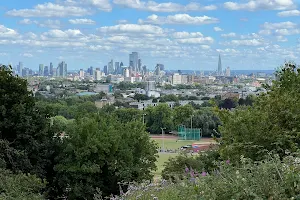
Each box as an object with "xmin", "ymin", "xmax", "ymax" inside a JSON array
[
  {"xmin": 124, "ymin": 68, "xmax": 130, "ymax": 78},
  {"xmin": 95, "ymin": 68, "xmax": 101, "ymax": 80},
  {"xmin": 129, "ymin": 52, "xmax": 139, "ymax": 73},
  {"xmin": 103, "ymin": 65, "xmax": 108, "ymax": 75},
  {"xmin": 79, "ymin": 69, "xmax": 84, "ymax": 77},
  {"xmin": 225, "ymin": 66, "xmax": 231, "ymax": 77},
  {"xmin": 108, "ymin": 60, "xmax": 114, "ymax": 75},
  {"xmin": 218, "ymin": 54, "xmax": 222, "ymax": 75},
  {"xmin": 49, "ymin": 62, "xmax": 53, "ymax": 76},
  {"xmin": 57, "ymin": 61, "xmax": 67, "ymax": 77},
  {"xmin": 172, "ymin": 73, "xmax": 182, "ymax": 85},
  {"xmin": 146, "ymin": 81, "xmax": 155, "ymax": 91},
  {"xmin": 115, "ymin": 62, "xmax": 120, "ymax": 74},
  {"xmin": 44, "ymin": 66, "xmax": 49, "ymax": 76},
  {"xmin": 18, "ymin": 62, "xmax": 23, "ymax": 76},
  {"xmin": 39, "ymin": 64, "xmax": 44, "ymax": 76},
  {"xmin": 181, "ymin": 74, "xmax": 188, "ymax": 84}
]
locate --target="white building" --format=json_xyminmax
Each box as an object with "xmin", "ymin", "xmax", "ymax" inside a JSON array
[
  {"xmin": 95, "ymin": 68, "xmax": 101, "ymax": 80},
  {"xmin": 172, "ymin": 73, "xmax": 182, "ymax": 85},
  {"xmin": 146, "ymin": 81, "xmax": 156, "ymax": 91},
  {"xmin": 79, "ymin": 69, "xmax": 84, "ymax": 78},
  {"xmin": 124, "ymin": 68, "xmax": 130, "ymax": 78},
  {"xmin": 225, "ymin": 67, "xmax": 231, "ymax": 77}
]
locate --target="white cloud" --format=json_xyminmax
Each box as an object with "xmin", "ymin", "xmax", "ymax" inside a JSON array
[
  {"xmin": 42, "ymin": 29, "xmax": 84, "ymax": 39},
  {"xmin": 230, "ymin": 39, "xmax": 263, "ymax": 46},
  {"xmin": 7, "ymin": 2, "xmax": 90, "ymax": 17},
  {"xmin": 172, "ymin": 32, "xmax": 204, "ymax": 38},
  {"xmin": 173, "ymin": 32, "xmax": 214, "ymax": 44},
  {"xmin": 116, "ymin": 20, "xmax": 129, "ymax": 24},
  {"xmin": 221, "ymin": 32, "xmax": 236, "ymax": 37},
  {"xmin": 276, "ymin": 36, "xmax": 288, "ymax": 42},
  {"xmin": 139, "ymin": 14, "xmax": 219, "ymax": 25},
  {"xmin": 261, "ymin": 21, "xmax": 297, "ymax": 29},
  {"xmin": 64, "ymin": 0, "xmax": 112, "ymax": 12},
  {"xmin": 19, "ymin": 19, "xmax": 34, "ymax": 25},
  {"xmin": 38, "ymin": 20, "xmax": 61, "ymax": 29},
  {"xmin": 216, "ymin": 48, "xmax": 240, "ymax": 54},
  {"xmin": 98, "ymin": 24, "xmax": 165, "ymax": 35},
  {"xmin": 0, "ymin": 53, "xmax": 8, "ymax": 56},
  {"xmin": 0, "ymin": 25, "xmax": 19, "ymax": 38},
  {"xmin": 19, "ymin": 19, "xmax": 61, "ymax": 28},
  {"xmin": 214, "ymin": 27, "xmax": 223, "ymax": 32},
  {"xmin": 113, "ymin": 0, "xmax": 217, "ymax": 12},
  {"xmin": 240, "ymin": 33, "xmax": 260, "ymax": 39},
  {"xmin": 224, "ymin": 0, "xmax": 295, "ymax": 11},
  {"xmin": 277, "ymin": 10, "xmax": 300, "ymax": 17},
  {"xmin": 274, "ymin": 29, "xmax": 300, "ymax": 36},
  {"xmin": 20, "ymin": 53, "xmax": 33, "ymax": 57},
  {"xmin": 69, "ymin": 19, "xmax": 96, "ymax": 25}
]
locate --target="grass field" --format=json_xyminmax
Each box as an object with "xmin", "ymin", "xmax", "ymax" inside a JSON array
[{"xmin": 151, "ymin": 136, "xmax": 215, "ymax": 177}]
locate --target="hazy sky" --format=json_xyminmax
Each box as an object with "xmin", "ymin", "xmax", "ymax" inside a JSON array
[{"xmin": 0, "ymin": 0, "xmax": 299, "ymax": 70}]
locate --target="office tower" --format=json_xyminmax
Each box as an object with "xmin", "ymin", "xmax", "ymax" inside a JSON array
[
  {"xmin": 39, "ymin": 64, "xmax": 44, "ymax": 76},
  {"xmin": 172, "ymin": 73, "xmax": 182, "ymax": 85},
  {"xmin": 225, "ymin": 66, "xmax": 231, "ymax": 77},
  {"xmin": 44, "ymin": 66, "xmax": 49, "ymax": 76},
  {"xmin": 79, "ymin": 69, "xmax": 84, "ymax": 77},
  {"xmin": 115, "ymin": 62, "xmax": 120, "ymax": 74},
  {"xmin": 218, "ymin": 54, "xmax": 222, "ymax": 75},
  {"xmin": 103, "ymin": 65, "xmax": 108, "ymax": 75},
  {"xmin": 22, "ymin": 68, "xmax": 29, "ymax": 77},
  {"xmin": 88, "ymin": 66, "xmax": 94, "ymax": 76},
  {"xmin": 18, "ymin": 62, "xmax": 23, "ymax": 75},
  {"xmin": 124, "ymin": 68, "xmax": 129, "ymax": 78},
  {"xmin": 155, "ymin": 64, "xmax": 160, "ymax": 76},
  {"xmin": 146, "ymin": 81, "xmax": 155, "ymax": 91},
  {"xmin": 50, "ymin": 62, "xmax": 53, "ymax": 76},
  {"xmin": 58, "ymin": 61, "xmax": 67, "ymax": 77},
  {"xmin": 108, "ymin": 59, "xmax": 114, "ymax": 75},
  {"xmin": 129, "ymin": 52, "xmax": 138, "ymax": 73},
  {"xmin": 156, "ymin": 64, "xmax": 164, "ymax": 71},
  {"xmin": 142, "ymin": 65, "xmax": 147, "ymax": 75},
  {"xmin": 95, "ymin": 68, "xmax": 101, "ymax": 80},
  {"xmin": 138, "ymin": 59, "xmax": 142, "ymax": 73}
]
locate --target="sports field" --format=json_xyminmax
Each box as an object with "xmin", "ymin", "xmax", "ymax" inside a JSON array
[{"xmin": 150, "ymin": 135, "xmax": 215, "ymax": 177}]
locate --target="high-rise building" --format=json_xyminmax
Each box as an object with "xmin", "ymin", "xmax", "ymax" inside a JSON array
[
  {"xmin": 44, "ymin": 66, "xmax": 49, "ymax": 76},
  {"xmin": 225, "ymin": 66, "xmax": 231, "ymax": 77},
  {"xmin": 18, "ymin": 62, "xmax": 23, "ymax": 75},
  {"xmin": 58, "ymin": 61, "xmax": 67, "ymax": 77},
  {"xmin": 39, "ymin": 64, "xmax": 44, "ymax": 76},
  {"xmin": 103, "ymin": 65, "xmax": 108, "ymax": 75},
  {"xmin": 79, "ymin": 69, "xmax": 84, "ymax": 77},
  {"xmin": 108, "ymin": 59, "xmax": 114, "ymax": 75},
  {"xmin": 88, "ymin": 66, "xmax": 94, "ymax": 76},
  {"xmin": 138, "ymin": 59, "xmax": 142, "ymax": 73},
  {"xmin": 157, "ymin": 64, "xmax": 164, "ymax": 71},
  {"xmin": 95, "ymin": 68, "xmax": 101, "ymax": 80},
  {"xmin": 142, "ymin": 65, "xmax": 147, "ymax": 75},
  {"xmin": 124, "ymin": 68, "xmax": 130, "ymax": 78},
  {"xmin": 146, "ymin": 81, "xmax": 155, "ymax": 91},
  {"xmin": 172, "ymin": 73, "xmax": 182, "ymax": 85},
  {"xmin": 218, "ymin": 54, "xmax": 222, "ymax": 75},
  {"xmin": 115, "ymin": 62, "xmax": 120, "ymax": 74},
  {"xmin": 155, "ymin": 64, "xmax": 161, "ymax": 76},
  {"xmin": 129, "ymin": 52, "xmax": 139, "ymax": 73},
  {"xmin": 50, "ymin": 62, "xmax": 53, "ymax": 76}
]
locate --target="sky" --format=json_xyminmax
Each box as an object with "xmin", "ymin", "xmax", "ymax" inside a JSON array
[{"xmin": 0, "ymin": 0, "xmax": 300, "ymax": 71}]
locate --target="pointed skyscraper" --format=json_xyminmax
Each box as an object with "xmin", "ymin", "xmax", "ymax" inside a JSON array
[{"xmin": 218, "ymin": 54, "xmax": 222, "ymax": 75}]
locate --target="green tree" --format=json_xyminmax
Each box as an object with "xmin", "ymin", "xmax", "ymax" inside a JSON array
[
  {"xmin": 145, "ymin": 104, "xmax": 174, "ymax": 133},
  {"xmin": 218, "ymin": 63, "xmax": 300, "ymax": 162},
  {"xmin": 173, "ymin": 104, "xmax": 194, "ymax": 127},
  {"xmin": 0, "ymin": 168, "xmax": 45, "ymax": 200},
  {"xmin": 54, "ymin": 113, "xmax": 157, "ymax": 199},
  {"xmin": 113, "ymin": 108, "xmax": 142, "ymax": 124}
]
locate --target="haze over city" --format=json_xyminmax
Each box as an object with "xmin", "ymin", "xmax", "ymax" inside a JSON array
[{"xmin": 0, "ymin": 0, "xmax": 300, "ymax": 70}]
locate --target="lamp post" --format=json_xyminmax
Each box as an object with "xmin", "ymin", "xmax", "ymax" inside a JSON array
[
  {"xmin": 190, "ymin": 114, "xmax": 194, "ymax": 129},
  {"xmin": 142, "ymin": 113, "xmax": 146, "ymax": 124},
  {"xmin": 161, "ymin": 127, "xmax": 166, "ymax": 152}
]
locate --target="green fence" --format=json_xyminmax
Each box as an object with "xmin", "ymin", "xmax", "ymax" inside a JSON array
[{"xmin": 178, "ymin": 125, "xmax": 201, "ymax": 140}]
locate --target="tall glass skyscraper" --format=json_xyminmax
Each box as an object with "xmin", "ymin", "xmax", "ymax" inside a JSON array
[{"xmin": 218, "ymin": 54, "xmax": 222, "ymax": 75}]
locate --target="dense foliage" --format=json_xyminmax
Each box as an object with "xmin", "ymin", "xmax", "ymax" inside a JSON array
[{"xmin": 122, "ymin": 154, "xmax": 300, "ymax": 200}]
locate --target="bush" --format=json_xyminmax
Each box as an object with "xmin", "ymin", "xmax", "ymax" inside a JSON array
[{"xmin": 115, "ymin": 154, "xmax": 300, "ymax": 200}]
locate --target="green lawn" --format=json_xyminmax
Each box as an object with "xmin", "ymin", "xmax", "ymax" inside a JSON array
[
  {"xmin": 154, "ymin": 153, "xmax": 178, "ymax": 176},
  {"xmin": 152, "ymin": 138, "xmax": 195, "ymax": 150},
  {"xmin": 151, "ymin": 138, "xmax": 196, "ymax": 177}
]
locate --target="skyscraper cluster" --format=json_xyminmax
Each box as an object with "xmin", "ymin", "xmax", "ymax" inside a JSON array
[
  {"xmin": 16, "ymin": 61, "xmax": 68, "ymax": 77},
  {"xmin": 103, "ymin": 52, "xmax": 147, "ymax": 76}
]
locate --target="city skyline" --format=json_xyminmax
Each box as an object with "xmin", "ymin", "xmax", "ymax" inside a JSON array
[{"xmin": 0, "ymin": 0, "xmax": 300, "ymax": 70}]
